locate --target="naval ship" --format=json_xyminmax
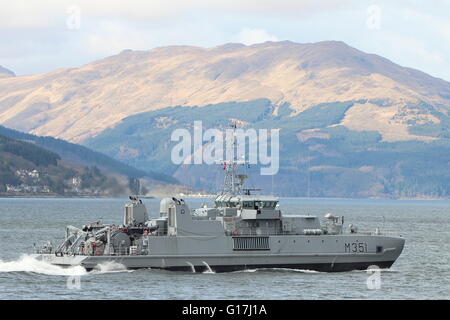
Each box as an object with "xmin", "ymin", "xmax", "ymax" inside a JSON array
[{"xmin": 33, "ymin": 159, "xmax": 405, "ymax": 272}]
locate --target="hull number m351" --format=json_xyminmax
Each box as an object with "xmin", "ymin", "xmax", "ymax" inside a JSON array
[{"xmin": 345, "ymin": 242, "xmax": 368, "ymax": 253}]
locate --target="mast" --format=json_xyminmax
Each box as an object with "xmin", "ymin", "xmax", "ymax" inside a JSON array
[
  {"xmin": 216, "ymin": 123, "xmax": 248, "ymax": 195},
  {"xmin": 219, "ymin": 159, "xmax": 248, "ymax": 195}
]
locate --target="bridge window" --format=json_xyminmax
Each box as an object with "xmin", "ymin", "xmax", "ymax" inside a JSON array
[
  {"xmin": 227, "ymin": 201, "xmax": 237, "ymax": 207},
  {"xmin": 241, "ymin": 201, "xmax": 278, "ymax": 209},
  {"xmin": 242, "ymin": 201, "xmax": 254, "ymax": 209},
  {"xmin": 215, "ymin": 201, "xmax": 227, "ymax": 207},
  {"xmin": 260, "ymin": 201, "xmax": 277, "ymax": 208}
]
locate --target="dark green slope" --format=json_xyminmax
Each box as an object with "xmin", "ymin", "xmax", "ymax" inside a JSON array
[
  {"xmin": 86, "ymin": 99, "xmax": 274, "ymax": 173},
  {"xmin": 0, "ymin": 134, "xmax": 123, "ymax": 195},
  {"xmin": 0, "ymin": 125, "xmax": 177, "ymax": 184},
  {"xmin": 84, "ymin": 99, "xmax": 450, "ymax": 198}
]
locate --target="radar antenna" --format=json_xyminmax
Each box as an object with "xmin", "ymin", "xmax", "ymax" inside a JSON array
[{"xmin": 215, "ymin": 122, "xmax": 249, "ymax": 195}]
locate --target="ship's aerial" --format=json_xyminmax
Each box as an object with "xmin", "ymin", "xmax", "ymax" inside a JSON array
[{"xmin": 33, "ymin": 129, "xmax": 405, "ymax": 272}]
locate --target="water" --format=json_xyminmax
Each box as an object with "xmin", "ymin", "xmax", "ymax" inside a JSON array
[{"xmin": 0, "ymin": 197, "xmax": 449, "ymax": 299}]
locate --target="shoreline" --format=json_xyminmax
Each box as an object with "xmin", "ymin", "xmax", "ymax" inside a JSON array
[
  {"xmin": 1, "ymin": 194, "xmax": 449, "ymax": 201},
  {"xmin": 0, "ymin": 194, "xmax": 113, "ymax": 199}
]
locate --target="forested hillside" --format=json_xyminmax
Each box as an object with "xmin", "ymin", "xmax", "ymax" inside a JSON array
[{"xmin": 0, "ymin": 134, "xmax": 124, "ymax": 196}]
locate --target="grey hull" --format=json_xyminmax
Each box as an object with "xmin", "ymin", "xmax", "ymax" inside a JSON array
[{"xmin": 33, "ymin": 234, "xmax": 405, "ymax": 273}]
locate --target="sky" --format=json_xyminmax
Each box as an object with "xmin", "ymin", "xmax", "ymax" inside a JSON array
[{"xmin": 0, "ymin": 0, "xmax": 449, "ymax": 81}]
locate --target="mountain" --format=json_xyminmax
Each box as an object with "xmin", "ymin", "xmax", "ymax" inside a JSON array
[
  {"xmin": 0, "ymin": 133, "xmax": 123, "ymax": 196},
  {"xmin": 0, "ymin": 41, "xmax": 449, "ymax": 198},
  {"xmin": 0, "ymin": 125, "xmax": 177, "ymax": 185},
  {"xmin": 0, "ymin": 41, "xmax": 448, "ymax": 143},
  {"xmin": 0, "ymin": 66, "xmax": 15, "ymax": 78},
  {"xmin": 85, "ymin": 99, "xmax": 450, "ymax": 198}
]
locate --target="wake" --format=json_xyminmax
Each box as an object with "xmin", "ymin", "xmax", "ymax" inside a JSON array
[
  {"xmin": 91, "ymin": 261, "xmax": 131, "ymax": 274},
  {"xmin": 232, "ymin": 268, "xmax": 321, "ymax": 274},
  {"xmin": 0, "ymin": 255, "xmax": 130, "ymax": 276}
]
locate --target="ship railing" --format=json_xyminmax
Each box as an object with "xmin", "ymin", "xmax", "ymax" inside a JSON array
[
  {"xmin": 225, "ymin": 229, "xmax": 404, "ymax": 237},
  {"xmin": 349, "ymin": 229, "xmax": 404, "ymax": 237},
  {"xmin": 373, "ymin": 229, "xmax": 404, "ymax": 237},
  {"xmin": 229, "ymin": 230, "xmax": 308, "ymax": 236}
]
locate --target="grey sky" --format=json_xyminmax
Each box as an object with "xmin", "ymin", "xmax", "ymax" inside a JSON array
[{"xmin": 1, "ymin": 0, "xmax": 449, "ymax": 81}]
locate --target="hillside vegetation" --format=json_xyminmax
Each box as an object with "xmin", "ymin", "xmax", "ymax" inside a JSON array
[
  {"xmin": 85, "ymin": 99, "xmax": 450, "ymax": 198},
  {"xmin": 0, "ymin": 134, "xmax": 124, "ymax": 196},
  {"xmin": 0, "ymin": 125, "xmax": 177, "ymax": 184}
]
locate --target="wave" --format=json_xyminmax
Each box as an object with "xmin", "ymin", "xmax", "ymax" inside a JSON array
[
  {"xmin": 0, "ymin": 255, "xmax": 130, "ymax": 276},
  {"xmin": 0, "ymin": 255, "xmax": 88, "ymax": 276},
  {"xmin": 260, "ymin": 267, "xmax": 321, "ymax": 273},
  {"xmin": 351, "ymin": 268, "xmax": 400, "ymax": 273},
  {"xmin": 232, "ymin": 268, "xmax": 320, "ymax": 274},
  {"xmin": 91, "ymin": 261, "xmax": 131, "ymax": 274},
  {"xmin": 232, "ymin": 269, "xmax": 257, "ymax": 273}
]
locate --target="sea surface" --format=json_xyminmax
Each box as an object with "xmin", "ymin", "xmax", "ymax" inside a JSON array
[{"xmin": 0, "ymin": 197, "xmax": 448, "ymax": 300}]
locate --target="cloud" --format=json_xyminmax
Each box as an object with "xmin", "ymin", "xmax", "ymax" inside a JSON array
[
  {"xmin": 83, "ymin": 21, "xmax": 152, "ymax": 56},
  {"xmin": 0, "ymin": 0, "xmax": 352, "ymax": 28},
  {"xmin": 356, "ymin": 2, "xmax": 450, "ymax": 81},
  {"xmin": 1, "ymin": 0, "xmax": 449, "ymax": 81},
  {"xmin": 236, "ymin": 28, "xmax": 279, "ymax": 45}
]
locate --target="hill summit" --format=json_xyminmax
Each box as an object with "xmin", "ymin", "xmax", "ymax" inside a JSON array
[
  {"xmin": 0, "ymin": 41, "xmax": 449, "ymax": 198},
  {"xmin": 0, "ymin": 66, "xmax": 15, "ymax": 78},
  {"xmin": 0, "ymin": 41, "xmax": 448, "ymax": 143}
]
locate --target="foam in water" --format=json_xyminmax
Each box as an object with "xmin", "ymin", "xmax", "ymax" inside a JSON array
[
  {"xmin": 92, "ymin": 261, "xmax": 130, "ymax": 274},
  {"xmin": 351, "ymin": 268, "xmax": 398, "ymax": 273},
  {"xmin": 202, "ymin": 261, "xmax": 215, "ymax": 274},
  {"xmin": 0, "ymin": 255, "xmax": 87, "ymax": 276},
  {"xmin": 0, "ymin": 255, "xmax": 130, "ymax": 276},
  {"xmin": 276, "ymin": 268, "xmax": 320, "ymax": 273},
  {"xmin": 249, "ymin": 268, "xmax": 320, "ymax": 273},
  {"xmin": 232, "ymin": 269, "xmax": 257, "ymax": 273}
]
